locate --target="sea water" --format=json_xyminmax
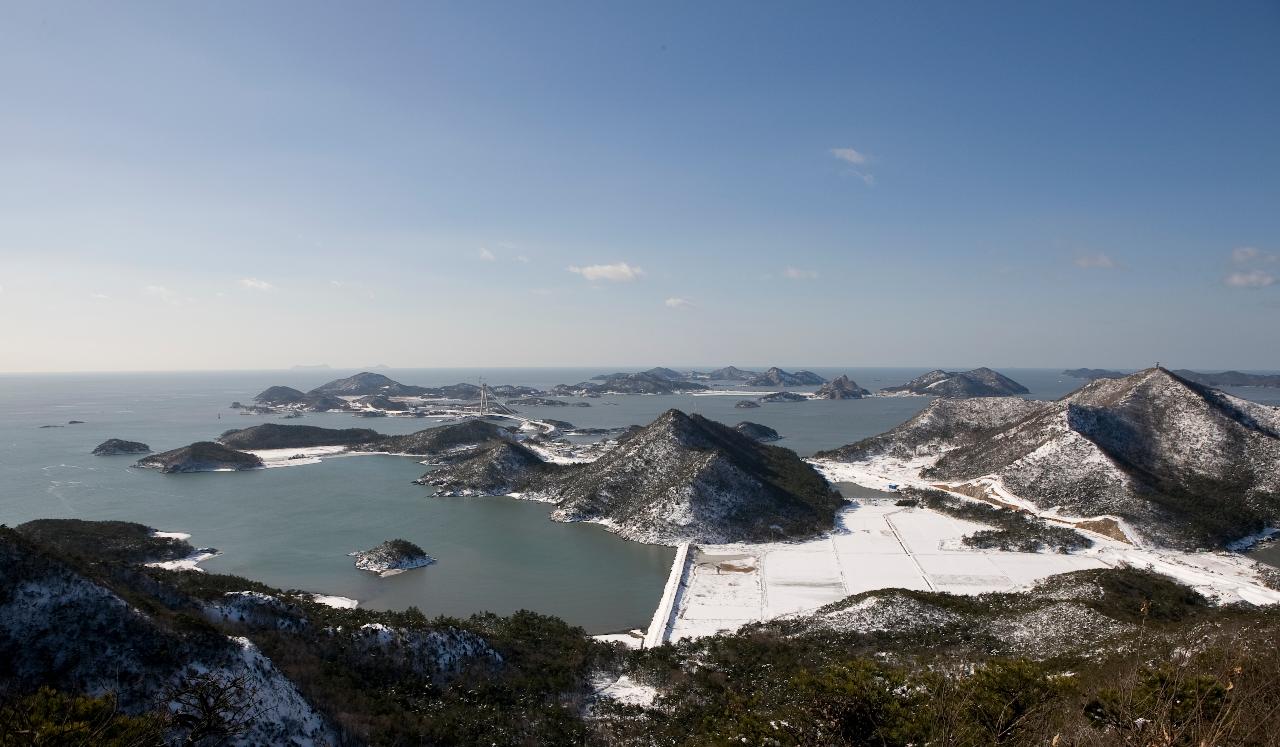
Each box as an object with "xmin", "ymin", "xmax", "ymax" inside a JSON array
[{"xmin": 2, "ymin": 366, "xmax": 1277, "ymax": 630}]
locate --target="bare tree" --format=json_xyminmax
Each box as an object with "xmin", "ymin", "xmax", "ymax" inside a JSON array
[{"xmin": 161, "ymin": 673, "xmax": 262, "ymax": 747}]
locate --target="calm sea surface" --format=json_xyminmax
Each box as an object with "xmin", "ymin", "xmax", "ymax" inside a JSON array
[{"xmin": 2, "ymin": 366, "xmax": 1277, "ymax": 629}]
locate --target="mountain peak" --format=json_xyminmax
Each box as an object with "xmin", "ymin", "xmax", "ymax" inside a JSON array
[{"xmin": 537, "ymin": 409, "xmax": 844, "ymax": 544}]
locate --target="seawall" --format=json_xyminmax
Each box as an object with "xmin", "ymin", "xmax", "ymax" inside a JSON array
[{"xmin": 643, "ymin": 542, "xmax": 692, "ymax": 648}]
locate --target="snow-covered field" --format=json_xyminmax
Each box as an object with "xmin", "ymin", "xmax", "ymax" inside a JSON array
[
  {"xmin": 655, "ymin": 456, "xmax": 1280, "ymax": 643},
  {"xmin": 664, "ymin": 502, "xmax": 1108, "ymax": 642},
  {"xmin": 246, "ymin": 445, "xmax": 356, "ymax": 468}
]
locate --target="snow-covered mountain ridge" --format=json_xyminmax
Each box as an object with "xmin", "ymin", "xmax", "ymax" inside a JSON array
[{"xmin": 819, "ymin": 368, "xmax": 1280, "ymax": 549}]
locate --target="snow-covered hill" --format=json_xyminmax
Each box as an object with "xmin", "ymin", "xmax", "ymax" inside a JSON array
[
  {"xmin": 532, "ymin": 410, "xmax": 844, "ymax": 544},
  {"xmin": 822, "ymin": 368, "xmax": 1280, "ymax": 548}
]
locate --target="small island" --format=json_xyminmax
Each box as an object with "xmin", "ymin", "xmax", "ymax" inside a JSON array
[
  {"xmin": 134, "ymin": 442, "xmax": 264, "ymax": 473},
  {"xmin": 350, "ymin": 539, "xmax": 435, "ymax": 577},
  {"xmin": 92, "ymin": 438, "xmax": 151, "ymax": 456},
  {"xmin": 734, "ymin": 422, "xmax": 781, "ymax": 442},
  {"xmin": 880, "ymin": 367, "xmax": 1029, "ymax": 398},
  {"xmin": 759, "ymin": 391, "xmax": 807, "ymax": 403},
  {"xmin": 811, "ymin": 374, "xmax": 871, "ymax": 400}
]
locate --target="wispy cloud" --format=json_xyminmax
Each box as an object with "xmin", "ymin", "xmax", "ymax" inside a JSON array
[
  {"xmin": 783, "ymin": 267, "xmax": 819, "ymax": 280},
  {"xmin": 90, "ymin": 293, "xmax": 109, "ymax": 300},
  {"xmin": 1232, "ymin": 246, "xmax": 1277, "ymax": 264},
  {"xmin": 664, "ymin": 297, "xmax": 693, "ymax": 309},
  {"xmin": 239, "ymin": 277, "xmax": 274, "ymax": 291},
  {"xmin": 144, "ymin": 285, "xmax": 181, "ymax": 304},
  {"xmin": 1233, "ymin": 246, "xmax": 1261, "ymax": 263},
  {"xmin": 1224, "ymin": 269, "xmax": 1276, "ymax": 288},
  {"xmin": 568, "ymin": 262, "xmax": 644, "ymax": 282},
  {"xmin": 830, "ymin": 147, "xmax": 875, "ymax": 185},
  {"xmin": 515, "ymin": 254, "xmax": 530, "ymax": 264},
  {"xmin": 1073, "ymin": 252, "xmax": 1117, "ymax": 269},
  {"xmin": 478, "ymin": 247, "xmax": 496, "ymax": 261}
]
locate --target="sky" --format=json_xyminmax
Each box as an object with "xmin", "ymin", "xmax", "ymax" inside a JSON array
[{"xmin": 1, "ymin": 1, "xmax": 1278, "ymax": 372}]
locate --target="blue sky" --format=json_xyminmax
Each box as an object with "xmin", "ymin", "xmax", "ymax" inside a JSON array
[{"xmin": 1, "ymin": 1, "xmax": 1278, "ymax": 371}]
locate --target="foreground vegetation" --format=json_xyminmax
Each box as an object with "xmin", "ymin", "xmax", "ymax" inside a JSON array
[{"xmin": 4, "ymin": 519, "xmax": 1280, "ymax": 745}]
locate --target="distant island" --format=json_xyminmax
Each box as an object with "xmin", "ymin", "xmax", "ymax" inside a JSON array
[
  {"xmin": 1062, "ymin": 368, "xmax": 1129, "ymax": 380},
  {"xmin": 92, "ymin": 438, "xmax": 151, "ymax": 456},
  {"xmin": 811, "ymin": 374, "xmax": 870, "ymax": 399},
  {"xmin": 1171, "ymin": 369, "xmax": 1280, "ymax": 388},
  {"xmin": 135, "ymin": 442, "xmax": 264, "ymax": 473},
  {"xmin": 743, "ymin": 367, "xmax": 826, "ymax": 387},
  {"xmin": 880, "ymin": 367, "xmax": 1029, "ymax": 398}
]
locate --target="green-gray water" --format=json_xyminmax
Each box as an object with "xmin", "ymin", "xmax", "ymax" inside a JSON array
[{"xmin": 4, "ymin": 367, "xmax": 1278, "ymax": 631}]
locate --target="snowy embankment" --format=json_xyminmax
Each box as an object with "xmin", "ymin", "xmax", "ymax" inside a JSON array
[
  {"xmin": 147, "ymin": 548, "xmax": 222, "ymax": 572},
  {"xmin": 151, "ymin": 530, "xmax": 191, "ymax": 540},
  {"xmin": 592, "ymin": 630, "xmax": 645, "ymax": 649},
  {"xmin": 309, "ymin": 594, "xmax": 359, "ymax": 609},
  {"xmin": 643, "ymin": 543, "xmax": 691, "ymax": 648}
]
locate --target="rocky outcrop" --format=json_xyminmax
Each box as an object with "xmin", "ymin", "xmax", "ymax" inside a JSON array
[
  {"xmin": 811, "ymin": 375, "xmax": 871, "ymax": 400},
  {"xmin": 204, "ymin": 592, "xmax": 309, "ymax": 632},
  {"xmin": 880, "ymin": 367, "xmax": 1029, "ymax": 398},
  {"xmin": 735, "ymin": 400, "xmax": 761, "ymax": 409},
  {"xmin": 350, "ymin": 539, "xmax": 434, "ymax": 576},
  {"xmin": 744, "ymin": 367, "xmax": 826, "ymax": 387},
  {"xmin": 734, "ymin": 422, "xmax": 781, "ymax": 442},
  {"xmin": 350, "ymin": 623, "xmax": 501, "ymax": 684},
  {"xmin": 92, "ymin": 438, "xmax": 151, "ymax": 456},
  {"xmin": 218, "ymin": 424, "xmax": 381, "ymax": 451},
  {"xmin": 356, "ymin": 420, "xmax": 513, "ymax": 457},
  {"xmin": 135, "ymin": 442, "xmax": 264, "ymax": 473},
  {"xmin": 531, "ymin": 410, "xmax": 844, "ymax": 544},
  {"xmin": 417, "ymin": 441, "xmax": 558, "ymax": 496}
]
